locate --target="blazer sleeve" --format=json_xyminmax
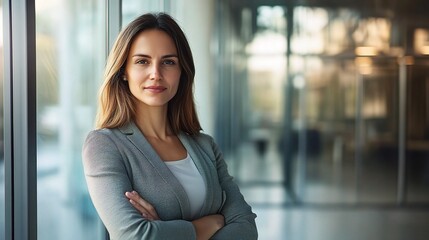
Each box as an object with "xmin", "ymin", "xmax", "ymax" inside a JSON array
[
  {"xmin": 207, "ymin": 137, "xmax": 258, "ymax": 240},
  {"xmin": 82, "ymin": 130, "xmax": 196, "ymax": 240}
]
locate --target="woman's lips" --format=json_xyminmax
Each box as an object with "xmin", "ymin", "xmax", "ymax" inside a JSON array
[{"xmin": 144, "ymin": 86, "xmax": 167, "ymax": 93}]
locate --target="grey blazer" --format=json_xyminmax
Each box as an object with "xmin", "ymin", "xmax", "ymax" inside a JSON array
[{"xmin": 82, "ymin": 121, "xmax": 258, "ymax": 240}]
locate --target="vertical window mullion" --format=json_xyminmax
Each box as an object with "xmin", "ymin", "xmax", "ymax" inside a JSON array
[
  {"xmin": 3, "ymin": 0, "xmax": 37, "ymax": 239},
  {"xmin": 107, "ymin": 0, "xmax": 122, "ymax": 54}
]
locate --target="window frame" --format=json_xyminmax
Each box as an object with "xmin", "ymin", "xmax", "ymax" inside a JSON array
[{"xmin": 2, "ymin": 0, "xmax": 123, "ymax": 239}]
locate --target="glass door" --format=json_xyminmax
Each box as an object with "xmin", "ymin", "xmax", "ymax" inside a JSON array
[
  {"xmin": 283, "ymin": 7, "xmax": 402, "ymax": 204},
  {"xmin": 290, "ymin": 56, "xmax": 359, "ymax": 203},
  {"xmin": 356, "ymin": 58, "xmax": 399, "ymax": 203}
]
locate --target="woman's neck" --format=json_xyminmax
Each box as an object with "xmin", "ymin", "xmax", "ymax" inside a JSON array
[{"xmin": 134, "ymin": 104, "xmax": 172, "ymax": 140}]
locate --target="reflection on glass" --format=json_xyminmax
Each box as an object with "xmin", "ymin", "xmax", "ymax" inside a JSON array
[
  {"xmin": 289, "ymin": 56, "xmax": 360, "ymax": 203},
  {"xmin": 414, "ymin": 28, "xmax": 429, "ymax": 55},
  {"xmin": 292, "ymin": 7, "xmax": 328, "ymax": 54},
  {"xmin": 405, "ymin": 61, "xmax": 429, "ymax": 202},
  {"xmin": 358, "ymin": 59, "xmax": 399, "ymax": 203},
  {"xmin": 36, "ymin": 1, "xmax": 104, "ymax": 239},
  {"xmin": 353, "ymin": 17, "xmax": 391, "ymax": 53},
  {"xmin": 288, "ymin": 7, "xmax": 400, "ymax": 203},
  {"xmin": 232, "ymin": 6, "xmax": 288, "ymax": 205},
  {"xmin": 233, "ymin": 5, "xmax": 429, "ymax": 205}
]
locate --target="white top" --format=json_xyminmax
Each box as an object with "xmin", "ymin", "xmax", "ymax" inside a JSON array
[{"xmin": 165, "ymin": 154, "xmax": 206, "ymax": 219}]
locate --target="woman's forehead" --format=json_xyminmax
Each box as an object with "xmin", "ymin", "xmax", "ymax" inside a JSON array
[{"xmin": 129, "ymin": 29, "xmax": 177, "ymax": 56}]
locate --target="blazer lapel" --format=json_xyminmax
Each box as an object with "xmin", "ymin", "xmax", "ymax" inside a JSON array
[
  {"xmin": 178, "ymin": 133, "xmax": 216, "ymax": 217},
  {"xmin": 118, "ymin": 122, "xmax": 192, "ymax": 220}
]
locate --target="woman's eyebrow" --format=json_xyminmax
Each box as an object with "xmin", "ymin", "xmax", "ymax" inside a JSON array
[
  {"xmin": 132, "ymin": 54, "xmax": 150, "ymax": 58},
  {"xmin": 132, "ymin": 54, "xmax": 178, "ymax": 58},
  {"xmin": 161, "ymin": 54, "xmax": 178, "ymax": 59}
]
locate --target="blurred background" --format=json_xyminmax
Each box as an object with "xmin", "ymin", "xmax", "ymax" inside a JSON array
[{"xmin": 1, "ymin": 0, "xmax": 429, "ymax": 239}]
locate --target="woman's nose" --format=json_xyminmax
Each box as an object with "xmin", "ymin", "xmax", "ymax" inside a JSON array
[{"xmin": 149, "ymin": 64, "xmax": 161, "ymax": 80}]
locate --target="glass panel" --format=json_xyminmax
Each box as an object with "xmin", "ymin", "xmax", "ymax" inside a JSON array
[
  {"xmin": 236, "ymin": 5, "xmax": 290, "ymax": 205},
  {"xmin": 290, "ymin": 7, "xmax": 399, "ymax": 204},
  {"xmin": 406, "ymin": 58, "xmax": 429, "ymax": 203},
  {"xmin": 0, "ymin": 0, "xmax": 5, "ymax": 237},
  {"xmin": 36, "ymin": 0, "xmax": 105, "ymax": 239},
  {"xmin": 358, "ymin": 58, "xmax": 399, "ymax": 203},
  {"xmin": 288, "ymin": 7, "xmax": 361, "ymax": 203},
  {"xmin": 292, "ymin": 57, "xmax": 359, "ymax": 203}
]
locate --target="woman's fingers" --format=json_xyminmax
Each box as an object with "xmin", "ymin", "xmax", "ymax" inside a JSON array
[
  {"xmin": 125, "ymin": 191, "xmax": 155, "ymax": 219},
  {"xmin": 125, "ymin": 191, "xmax": 160, "ymax": 220},
  {"xmin": 129, "ymin": 199, "xmax": 156, "ymax": 220},
  {"xmin": 128, "ymin": 191, "xmax": 158, "ymax": 218}
]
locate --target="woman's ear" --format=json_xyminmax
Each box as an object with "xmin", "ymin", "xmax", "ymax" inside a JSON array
[{"xmin": 119, "ymin": 67, "xmax": 127, "ymax": 81}]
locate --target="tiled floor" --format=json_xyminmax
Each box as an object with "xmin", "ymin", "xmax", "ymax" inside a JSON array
[
  {"xmin": 233, "ymin": 139, "xmax": 429, "ymax": 239},
  {"xmin": 253, "ymin": 206, "xmax": 429, "ymax": 240}
]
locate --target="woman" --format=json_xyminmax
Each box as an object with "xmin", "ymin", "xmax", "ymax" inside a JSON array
[{"xmin": 82, "ymin": 12, "xmax": 258, "ymax": 240}]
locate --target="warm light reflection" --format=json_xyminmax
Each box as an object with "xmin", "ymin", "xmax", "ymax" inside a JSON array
[
  {"xmin": 389, "ymin": 47, "xmax": 404, "ymax": 56},
  {"xmin": 355, "ymin": 57, "xmax": 372, "ymax": 66},
  {"xmin": 421, "ymin": 46, "xmax": 429, "ymax": 55},
  {"xmin": 327, "ymin": 20, "xmax": 348, "ymax": 55},
  {"xmin": 325, "ymin": 10, "xmax": 360, "ymax": 55},
  {"xmin": 355, "ymin": 46, "xmax": 378, "ymax": 56},
  {"xmin": 353, "ymin": 17, "xmax": 391, "ymax": 54},
  {"xmin": 404, "ymin": 56, "xmax": 415, "ymax": 65},
  {"xmin": 363, "ymin": 98, "xmax": 386, "ymax": 118},
  {"xmin": 355, "ymin": 57, "xmax": 373, "ymax": 75},
  {"xmin": 414, "ymin": 28, "xmax": 429, "ymax": 55},
  {"xmin": 358, "ymin": 66, "xmax": 372, "ymax": 75}
]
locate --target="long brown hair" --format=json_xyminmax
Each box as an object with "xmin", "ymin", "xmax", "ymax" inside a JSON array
[{"xmin": 96, "ymin": 12, "xmax": 201, "ymax": 135}]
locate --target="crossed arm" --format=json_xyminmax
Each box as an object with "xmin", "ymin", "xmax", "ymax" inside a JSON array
[
  {"xmin": 125, "ymin": 191, "xmax": 225, "ymax": 240},
  {"xmin": 83, "ymin": 131, "xmax": 257, "ymax": 239}
]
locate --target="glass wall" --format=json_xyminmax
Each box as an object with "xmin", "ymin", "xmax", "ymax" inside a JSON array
[
  {"xmin": 36, "ymin": 0, "xmax": 105, "ymax": 239},
  {"xmin": 218, "ymin": 1, "xmax": 429, "ymax": 206},
  {"xmin": 236, "ymin": 5, "xmax": 289, "ymax": 204},
  {"xmin": 285, "ymin": 7, "xmax": 402, "ymax": 203},
  {"xmin": 406, "ymin": 56, "xmax": 429, "ymax": 203}
]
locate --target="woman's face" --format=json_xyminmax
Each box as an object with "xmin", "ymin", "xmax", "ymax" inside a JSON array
[{"xmin": 124, "ymin": 29, "xmax": 181, "ymax": 108}]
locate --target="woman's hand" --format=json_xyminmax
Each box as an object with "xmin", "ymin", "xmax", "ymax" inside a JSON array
[
  {"xmin": 192, "ymin": 214, "xmax": 225, "ymax": 240},
  {"xmin": 125, "ymin": 191, "xmax": 225, "ymax": 239},
  {"xmin": 125, "ymin": 191, "xmax": 160, "ymax": 221}
]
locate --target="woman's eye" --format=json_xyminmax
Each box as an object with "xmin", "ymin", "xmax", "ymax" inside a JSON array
[
  {"xmin": 136, "ymin": 59, "xmax": 149, "ymax": 64},
  {"xmin": 163, "ymin": 59, "xmax": 176, "ymax": 65}
]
